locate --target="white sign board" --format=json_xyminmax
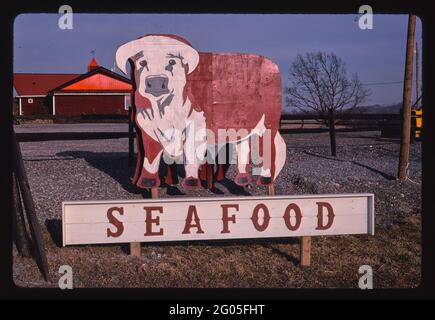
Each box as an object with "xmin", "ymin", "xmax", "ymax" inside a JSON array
[{"xmin": 62, "ymin": 194, "xmax": 374, "ymax": 246}]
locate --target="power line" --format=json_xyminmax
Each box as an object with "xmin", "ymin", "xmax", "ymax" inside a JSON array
[{"xmin": 362, "ymin": 81, "xmax": 403, "ymax": 86}]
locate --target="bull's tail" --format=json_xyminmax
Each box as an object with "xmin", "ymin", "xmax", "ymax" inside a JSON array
[{"xmin": 273, "ymin": 131, "xmax": 286, "ymax": 181}]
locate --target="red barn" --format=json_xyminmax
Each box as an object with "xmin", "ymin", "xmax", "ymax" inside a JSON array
[
  {"xmin": 14, "ymin": 73, "xmax": 80, "ymax": 115},
  {"xmin": 13, "ymin": 58, "xmax": 132, "ymax": 116}
]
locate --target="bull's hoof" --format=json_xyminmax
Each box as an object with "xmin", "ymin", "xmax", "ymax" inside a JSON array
[
  {"xmin": 181, "ymin": 177, "xmax": 201, "ymax": 189},
  {"xmin": 234, "ymin": 173, "xmax": 252, "ymax": 187},
  {"xmin": 257, "ymin": 176, "xmax": 273, "ymax": 186},
  {"xmin": 137, "ymin": 177, "xmax": 160, "ymax": 189}
]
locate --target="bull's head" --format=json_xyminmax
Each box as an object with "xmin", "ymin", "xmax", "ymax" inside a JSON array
[{"xmin": 115, "ymin": 34, "xmax": 199, "ymax": 104}]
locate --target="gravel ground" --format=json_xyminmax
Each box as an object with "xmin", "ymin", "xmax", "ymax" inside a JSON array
[{"xmin": 13, "ymin": 130, "xmax": 421, "ymax": 288}]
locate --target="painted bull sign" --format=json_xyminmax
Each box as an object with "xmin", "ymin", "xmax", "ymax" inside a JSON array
[
  {"xmin": 115, "ymin": 34, "xmax": 285, "ymax": 189},
  {"xmin": 62, "ymin": 194, "xmax": 374, "ymax": 246}
]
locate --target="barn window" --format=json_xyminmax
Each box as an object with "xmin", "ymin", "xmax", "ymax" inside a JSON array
[{"xmin": 28, "ymin": 98, "xmax": 33, "ymax": 104}]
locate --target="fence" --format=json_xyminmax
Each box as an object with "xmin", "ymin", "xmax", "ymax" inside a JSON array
[
  {"xmin": 279, "ymin": 113, "xmax": 402, "ymax": 135},
  {"xmin": 14, "ymin": 114, "xmax": 128, "ymax": 125},
  {"xmin": 14, "ymin": 112, "xmax": 420, "ymax": 143}
]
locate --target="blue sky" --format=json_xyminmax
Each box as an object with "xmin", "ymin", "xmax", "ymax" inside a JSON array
[{"xmin": 14, "ymin": 14, "xmax": 423, "ymax": 108}]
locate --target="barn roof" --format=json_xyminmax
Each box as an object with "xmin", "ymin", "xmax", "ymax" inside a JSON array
[
  {"xmin": 51, "ymin": 67, "xmax": 132, "ymax": 93},
  {"xmin": 14, "ymin": 65, "xmax": 132, "ymax": 96},
  {"xmin": 14, "ymin": 73, "xmax": 81, "ymax": 96}
]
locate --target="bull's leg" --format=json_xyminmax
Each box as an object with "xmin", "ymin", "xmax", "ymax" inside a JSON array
[
  {"xmin": 181, "ymin": 136, "xmax": 207, "ymax": 190},
  {"xmin": 182, "ymin": 164, "xmax": 202, "ymax": 188},
  {"xmin": 182, "ymin": 147, "xmax": 207, "ymax": 188},
  {"xmin": 234, "ymin": 139, "xmax": 252, "ymax": 187},
  {"xmin": 180, "ymin": 111, "xmax": 208, "ymax": 189},
  {"xmin": 256, "ymin": 129, "xmax": 275, "ymax": 186},
  {"xmin": 136, "ymin": 131, "xmax": 164, "ymax": 189},
  {"xmin": 210, "ymin": 144, "xmax": 228, "ymax": 182},
  {"xmin": 216, "ymin": 163, "xmax": 226, "ymax": 181}
]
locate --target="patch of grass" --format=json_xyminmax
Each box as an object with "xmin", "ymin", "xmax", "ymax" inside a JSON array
[{"xmin": 14, "ymin": 214, "xmax": 420, "ymax": 288}]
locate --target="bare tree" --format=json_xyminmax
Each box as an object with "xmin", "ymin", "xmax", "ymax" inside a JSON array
[
  {"xmin": 286, "ymin": 52, "xmax": 370, "ymax": 115},
  {"xmin": 285, "ymin": 52, "xmax": 371, "ymax": 156}
]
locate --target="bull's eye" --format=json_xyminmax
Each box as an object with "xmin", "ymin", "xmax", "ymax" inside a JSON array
[
  {"xmin": 169, "ymin": 59, "xmax": 176, "ymax": 66},
  {"xmin": 139, "ymin": 60, "xmax": 148, "ymax": 68}
]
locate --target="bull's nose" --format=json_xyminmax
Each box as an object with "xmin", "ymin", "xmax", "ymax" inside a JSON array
[{"xmin": 145, "ymin": 76, "xmax": 170, "ymax": 97}]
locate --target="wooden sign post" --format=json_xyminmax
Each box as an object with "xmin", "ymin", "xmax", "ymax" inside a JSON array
[
  {"xmin": 12, "ymin": 172, "xmax": 31, "ymax": 257},
  {"xmin": 13, "ymin": 130, "xmax": 50, "ymax": 281},
  {"xmin": 129, "ymin": 187, "xmax": 159, "ymax": 257},
  {"xmin": 129, "ymin": 241, "xmax": 141, "ymax": 257},
  {"xmin": 127, "ymin": 106, "xmax": 135, "ymax": 168},
  {"xmin": 266, "ymin": 183, "xmax": 310, "ymax": 266},
  {"xmin": 301, "ymin": 236, "xmax": 311, "ymax": 267}
]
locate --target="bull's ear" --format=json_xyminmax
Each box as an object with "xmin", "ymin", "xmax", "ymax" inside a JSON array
[
  {"xmin": 185, "ymin": 50, "xmax": 200, "ymax": 75},
  {"xmin": 115, "ymin": 42, "xmax": 136, "ymax": 74}
]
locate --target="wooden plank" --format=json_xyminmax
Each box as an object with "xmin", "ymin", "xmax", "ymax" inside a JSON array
[
  {"xmin": 150, "ymin": 187, "xmax": 159, "ymax": 199},
  {"xmin": 129, "ymin": 242, "xmax": 141, "ymax": 257},
  {"xmin": 63, "ymin": 196, "xmax": 368, "ymax": 224},
  {"xmin": 13, "ymin": 130, "xmax": 50, "ymax": 281},
  {"xmin": 63, "ymin": 194, "xmax": 374, "ymax": 246},
  {"xmin": 12, "ymin": 172, "xmax": 31, "ymax": 257},
  {"xmin": 267, "ymin": 184, "xmax": 275, "ymax": 196},
  {"xmin": 128, "ymin": 107, "xmax": 134, "ymax": 167},
  {"xmin": 300, "ymin": 236, "xmax": 311, "ymax": 267},
  {"xmin": 64, "ymin": 214, "xmax": 369, "ymax": 245}
]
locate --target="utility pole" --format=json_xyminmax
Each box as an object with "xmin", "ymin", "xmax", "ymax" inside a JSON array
[
  {"xmin": 398, "ymin": 14, "xmax": 416, "ymax": 181},
  {"xmin": 415, "ymin": 40, "xmax": 419, "ymax": 107}
]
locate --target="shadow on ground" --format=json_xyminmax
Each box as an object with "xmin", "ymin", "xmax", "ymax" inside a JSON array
[
  {"xmin": 57, "ymin": 151, "xmax": 140, "ymax": 194},
  {"xmin": 56, "ymin": 151, "xmax": 252, "ymax": 196},
  {"xmin": 303, "ymin": 150, "xmax": 396, "ymax": 181},
  {"xmin": 45, "ymin": 219, "xmax": 63, "ymax": 248}
]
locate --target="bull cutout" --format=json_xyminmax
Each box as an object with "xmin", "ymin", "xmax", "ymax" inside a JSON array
[{"xmin": 116, "ymin": 34, "xmax": 286, "ymax": 189}]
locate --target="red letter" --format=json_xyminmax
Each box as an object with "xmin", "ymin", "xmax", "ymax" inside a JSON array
[
  {"xmin": 283, "ymin": 203, "xmax": 302, "ymax": 231},
  {"xmin": 316, "ymin": 202, "xmax": 335, "ymax": 230},
  {"xmin": 182, "ymin": 205, "xmax": 204, "ymax": 234},
  {"xmin": 107, "ymin": 207, "xmax": 124, "ymax": 238},
  {"xmin": 251, "ymin": 204, "xmax": 270, "ymax": 232},
  {"xmin": 144, "ymin": 206, "xmax": 164, "ymax": 236},
  {"xmin": 221, "ymin": 204, "xmax": 239, "ymax": 234}
]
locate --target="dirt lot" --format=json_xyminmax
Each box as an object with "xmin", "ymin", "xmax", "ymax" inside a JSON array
[{"xmin": 13, "ymin": 129, "xmax": 421, "ymax": 288}]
